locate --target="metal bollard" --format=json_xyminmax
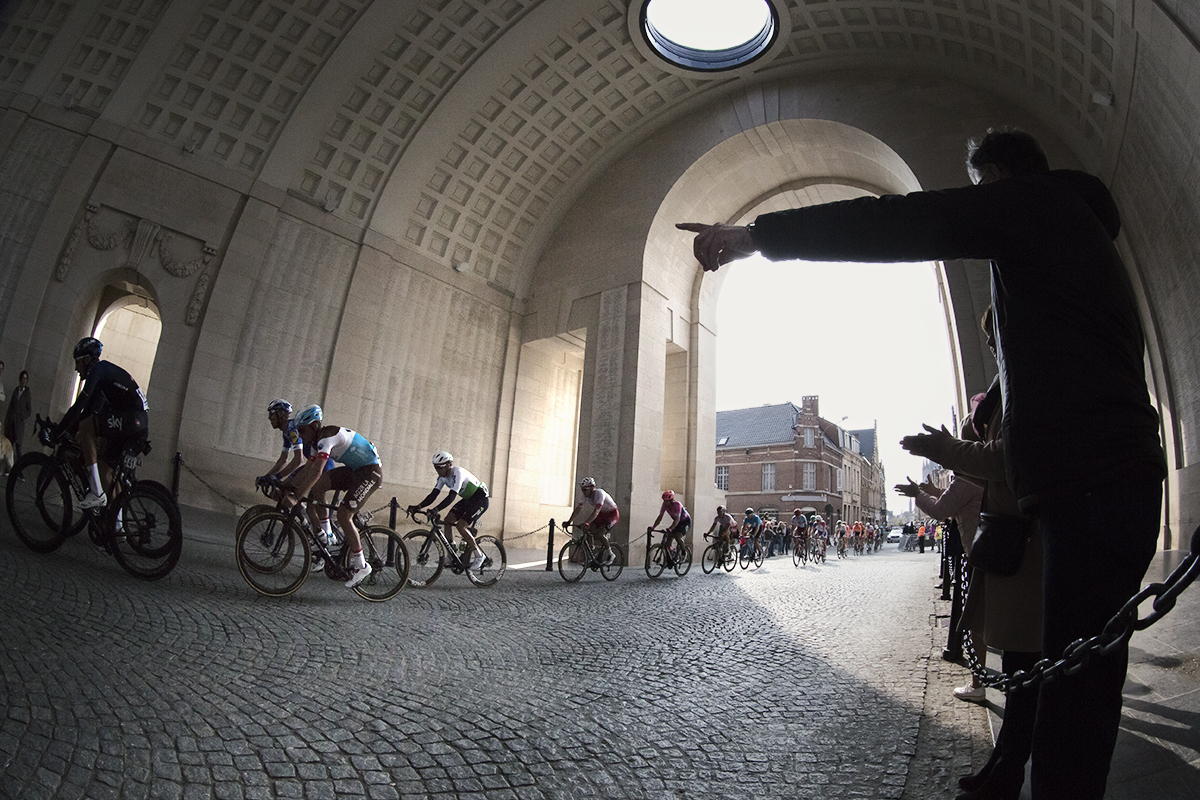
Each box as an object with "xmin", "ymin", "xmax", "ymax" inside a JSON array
[
  {"xmin": 546, "ymin": 518, "xmax": 555, "ymax": 570},
  {"xmin": 172, "ymin": 452, "xmax": 182, "ymax": 499},
  {"xmin": 389, "ymin": 497, "xmax": 398, "ymax": 530}
]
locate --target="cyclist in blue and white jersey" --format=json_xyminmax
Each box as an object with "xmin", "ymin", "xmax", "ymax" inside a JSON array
[
  {"xmin": 283, "ymin": 405, "xmax": 383, "ymax": 588},
  {"xmin": 408, "ymin": 451, "xmax": 490, "ymax": 571},
  {"xmin": 260, "ymin": 399, "xmax": 303, "ymax": 483}
]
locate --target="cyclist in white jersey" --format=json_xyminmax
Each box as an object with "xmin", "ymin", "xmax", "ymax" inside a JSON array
[
  {"xmin": 571, "ymin": 476, "xmax": 620, "ymax": 565},
  {"xmin": 408, "ymin": 451, "xmax": 490, "ymax": 571},
  {"xmin": 283, "ymin": 405, "xmax": 383, "ymax": 588}
]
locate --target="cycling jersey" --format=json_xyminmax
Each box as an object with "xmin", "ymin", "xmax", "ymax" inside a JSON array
[
  {"xmin": 61, "ymin": 360, "xmax": 148, "ymax": 434},
  {"xmin": 713, "ymin": 512, "xmax": 734, "ymax": 531},
  {"xmin": 280, "ymin": 420, "xmax": 302, "ymax": 454},
  {"xmin": 743, "ymin": 513, "xmax": 761, "ymax": 533},
  {"xmin": 580, "ymin": 487, "xmax": 617, "ymax": 513},
  {"xmin": 660, "ymin": 498, "xmax": 687, "ymax": 522},
  {"xmin": 435, "ymin": 465, "xmax": 488, "ymax": 499},
  {"xmin": 315, "ymin": 427, "xmax": 379, "ymax": 469}
]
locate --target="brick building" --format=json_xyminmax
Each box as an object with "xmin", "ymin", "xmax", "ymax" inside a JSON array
[{"xmin": 716, "ymin": 397, "xmax": 875, "ymax": 523}]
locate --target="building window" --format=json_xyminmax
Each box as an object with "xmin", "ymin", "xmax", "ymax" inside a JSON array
[
  {"xmin": 716, "ymin": 465, "xmax": 729, "ymax": 491},
  {"xmin": 803, "ymin": 463, "xmax": 815, "ymax": 490},
  {"xmin": 762, "ymin": 463, "xmax": 775, "ymax": 492},
  {"xmin": 837, "ymin": 468, "xmax": 844, "ymax": 491},
  {"xmin": 804, "ymin": 427, "xmax": 814, "ymax": 448}
]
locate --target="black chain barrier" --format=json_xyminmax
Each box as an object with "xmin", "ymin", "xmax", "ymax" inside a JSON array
[{"xmin": 961, "ymin": 522, "xmax": 1200, "ymax": 693}]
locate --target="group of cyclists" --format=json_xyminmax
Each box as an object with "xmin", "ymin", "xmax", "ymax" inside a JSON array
[
  {"xmin": 704, "ymin": 506, "xmax": 885, "ymax": 564},
  {"xmin": 258, "ymin": 399, "xmax": 490, "ymax": 589}
]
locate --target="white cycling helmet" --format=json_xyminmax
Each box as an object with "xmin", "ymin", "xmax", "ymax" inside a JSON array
[
  {"xmin": 267, "ymin": 398, "xmax": 292, "ymax": 415},
  {"xmin": 432, "ymin": 451, "xmax": 453, "ymax": 466},
  {"xmin": 580, "ymin": 476, "xmax": 596, "ymax": 490},
  {"xmin": 295, "ymin": 404, "xmax": 322, "ymax": 426}
]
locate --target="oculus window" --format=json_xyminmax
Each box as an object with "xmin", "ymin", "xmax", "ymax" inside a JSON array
[{"xmin": 641, "ymin": 0, "xmax": 777, "ymax": 71}]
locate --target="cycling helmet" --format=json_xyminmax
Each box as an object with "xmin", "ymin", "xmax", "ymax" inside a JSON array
[
  {"xmin": 267, "ymin": 399, "xmax": 292, "ymax": 415},
  {"xmin": 295, "ymin": 404, "xmax": 322, "ymax": 426},
  {"xmin": 432, "ymin": 451, "xmax": 453, "ymax": 466},
  {"xmin": 793, "ymin": 509, "xmax": 802, "ymax": 515},
  {"xmin": 73, "ymin": 336, "xmax": 102, "ymax": 360},
  {"xmin": 716, "ymin": 505, "xmax": 725, "ymax": 514},
  {"xmin": 580, "ymin": 477, "xmax": 596, "ymax": 490},
  {"xmin": 661, "ymin": 490, "xmax": 674, "ymax": 502},
  {"xmin": 745, "ymin": 508, "xmax": 753, "ymax": 514}
]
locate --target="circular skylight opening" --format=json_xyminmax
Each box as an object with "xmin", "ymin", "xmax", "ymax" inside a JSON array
[{"xmin": 642, "ymin": 0, "xmax": 777, "ymax": 72}]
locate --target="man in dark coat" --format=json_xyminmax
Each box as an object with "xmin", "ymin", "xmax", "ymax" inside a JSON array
[
  {"xmin": 679, "ymin": 129, "xmax": 1165, "ymax": 800},
  {"xmin": 4, "ymin": 369, "xmax": 31, "ymax": 462}
]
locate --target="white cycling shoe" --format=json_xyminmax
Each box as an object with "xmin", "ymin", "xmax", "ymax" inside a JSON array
[{"xmin": 345, "ymin": 562, "xmax": 372, "ymax": 588}]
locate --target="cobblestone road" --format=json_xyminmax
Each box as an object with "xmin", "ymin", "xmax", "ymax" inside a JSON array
[{"xmin": 1, "ymin": 511, "xmax": 991, "ymax": 799}]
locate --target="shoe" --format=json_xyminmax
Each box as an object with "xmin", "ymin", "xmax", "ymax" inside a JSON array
[
  {"xmin": 603, "ymin": 549, "xmax": 616, "ymax": 566},
  {"xmin": 942, "ymin": 649, "xmax": 965, "ymax": 664},
  {"xmin": 344, "ymin": 562, "xmax": 372, "ymax": 588},
  {"xmin": 953, "ymin": 684, "xmax": 987, "ymax": 702},
  {"xmin": 468, "ymin": 551, "xmax": 485, "ymax": 571},
  {"xmin": 78, "ymin": 491, "xmax": 107, "ymax": 509},
  {"xmin": 312, "ymin": 555, "xmax": 326, "ymax": 573}
]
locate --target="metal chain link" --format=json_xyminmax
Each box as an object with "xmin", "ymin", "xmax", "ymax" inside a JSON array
[
  {"xmin": 960, "ymin": 524, "xmax": 1200, "ymax": 694},
  {"xmin": 176, "ymin": 455, "xmax": 251, "ymax": 512}
]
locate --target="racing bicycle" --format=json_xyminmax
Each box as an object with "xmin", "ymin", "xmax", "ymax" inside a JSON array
[
  {"xmin": 700, "ymin": 532, "xmax": 738, "ymax": 574},
  {"xmin": 404, "ymin": 508, "xmax": 506, "ymax": 588},
  {"xmin": 6, "ymin": 415, "xmax": 182, "ymax": 581},
  {"xmin": 645, "ymin": 528, "xmax": 691, "ymax": 578},
  {"xmin": 235, "ymin": 497, "xmax": 409, "ymax": 601},
  {"xmin": 557, "ymin": 521, "xmax": 624, "ymax": 582}
]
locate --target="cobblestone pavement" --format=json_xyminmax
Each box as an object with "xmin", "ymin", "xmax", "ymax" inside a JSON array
[{"xmin": 1, "ymin": 508, "xmax": 992, "ymax": 800}]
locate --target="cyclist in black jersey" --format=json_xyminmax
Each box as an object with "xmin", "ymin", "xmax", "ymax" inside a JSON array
[{"xmin": 55, "ymin": 337, "xmax": 149, "ymax": 509}]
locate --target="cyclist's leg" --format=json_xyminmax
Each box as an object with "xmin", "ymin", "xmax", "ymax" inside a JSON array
[{"xmin": 335, "ymin": 464, "xmax": 382, "ymax": 559}]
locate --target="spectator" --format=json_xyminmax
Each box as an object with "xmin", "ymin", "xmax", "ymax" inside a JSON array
[
  {"xmin": 679, "ymin": 127, "xmax": 1165, "ymax": 800},
  {"xmin": 4, "ymin": 369, "xmax": 31, "ymax": 462}
]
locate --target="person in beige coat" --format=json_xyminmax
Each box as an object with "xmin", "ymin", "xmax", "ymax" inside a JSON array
[{"xmin": 903, "ymin": 311, "xmax": 1043, "ymax": 800}]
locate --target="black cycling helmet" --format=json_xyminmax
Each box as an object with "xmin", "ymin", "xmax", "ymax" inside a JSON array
[{"xmin": 73, "ymin": 336, "xmax": 102, "ymax": 360}]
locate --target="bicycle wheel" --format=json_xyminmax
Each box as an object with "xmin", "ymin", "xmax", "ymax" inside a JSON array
[
  {"xmin": 236, "ymin": 511, "xmax": 310, "ymax": 596},
  {"xmin": 404, "ymin": 529, "xmax": 446, "ymax": 588},
  {"xmin": 6, "ymin": 453, "xmax": 71, "ymax": 553},
  {"xmin": 754, "ymin": 545, "xmax": 765, "ymax": 569},
  {"xmin": 558, "ymin": 539, "xmax": 588, "ymax": 582},
  {"xmin": 351, "ymin": 526, "xmax": 409, "ymax": 602},
  {"xmin": 109, "ymin": 481, "xmax": 183, "ymax": 580},
  {"xmin": 739, "ymin": 544, "xmax": 751, "ymax": 570},
  {"xmin": 792, "ymin": 541, "xmax": 803, "ymax": 567},
  {"xmin": 466, "ymin": 535, "xmax": 506, "ymax": 587},
  {"xmin": 701, "ymin": 544, "xmax": 718, "ymax": 574},
  {"xmin": 645, "ymin": 543, "xmax": 666, "ymax": 578},
  {"xmin": 723, "ymin": 543, "xmax": 738, "ymax": 572},
  {"xmin": 600, "ymin": 543, "xmax": 624, "ymax": 581},
  {"xmin": 673, "ymin": 546, "xmax": 692, "ymax": 577},
  {"xmin": 236, "ymin": 503, "xmax": 276, "ymax": 538}
]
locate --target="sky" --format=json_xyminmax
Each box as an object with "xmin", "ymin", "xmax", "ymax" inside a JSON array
[{"xmin": 713, "ymin": 254, "xmax": 960, "ymax": 517}]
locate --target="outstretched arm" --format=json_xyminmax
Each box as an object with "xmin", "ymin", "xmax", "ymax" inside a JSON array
[{"xmin": 675, "ymin": 223, "xmax": 757, "ymax": 272}]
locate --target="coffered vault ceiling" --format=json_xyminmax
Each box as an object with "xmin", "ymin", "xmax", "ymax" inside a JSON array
[{"xmin": 1, "ymin": 0, "xmax": 1134, "ymax": 296}]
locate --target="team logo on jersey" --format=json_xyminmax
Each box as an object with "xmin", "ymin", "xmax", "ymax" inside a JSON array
[{"xmin": 107, "ymin": 414, "xmax": 123, "ymax": 431}]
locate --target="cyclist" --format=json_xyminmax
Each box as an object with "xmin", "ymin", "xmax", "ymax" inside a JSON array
[
  {"xmin": 704, "ymin": 505, "xmax": 735, "ymax": 551},
  {"xmin": 571, "ymin": 477, "xmax": 619, "ymax": 565},
  {"xmin": 740, "ymin": 507, "xmax": 762, "ymax": 559},
  {"xmin": 790, "ymin": 509, "xmax": 809, "ymax": 554},
  {"xmin": 55, "ymin": 337, "xmax": 149, "ymax": 510},
  {"xmin": 647, "ymin": 490, "xmax": 691, "ymax": 558},
  {"xmin": 407, "ymin": 451, "xmax": 490, "ymax": 571},
  {"xmin": 260, "ymin": 399, "xmax": 303, "ymax": 485},
  {"xmin": 283, "ymin": 405, "xmax": 382, "ymax": 588}
]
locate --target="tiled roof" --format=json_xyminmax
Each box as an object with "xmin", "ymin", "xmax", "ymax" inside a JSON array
[
  {"xmin": 851, "ymin": 428, "xmax": 876, "ymax": 460},
  {"xmin": 716, "ymin": 403, "xmax": 800, "ymax": 448}
]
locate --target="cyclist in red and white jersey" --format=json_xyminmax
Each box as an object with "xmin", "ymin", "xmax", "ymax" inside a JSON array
[{"xmin": 572, "ymin": 476, "xmax": 619, "ymax": 564}]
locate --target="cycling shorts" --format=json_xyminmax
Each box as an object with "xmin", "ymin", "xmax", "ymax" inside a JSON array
[
  {"xmin": 668, "ymin": 514, "xmax": 691, "ymax": 535},
  {"xmin": 451, "ymin": 490, "xmax": 489, "ymax": 523},
  {"xmin": 595, "ymin": 507, "xmax": 619, "ymax": 531},
  {"xmin": 91, "ymin": 407, "xmax": 149, "ymax": 459},
  {"xmin": 326, "ymin": 463, "xmax": 383, "ymax": 511}
]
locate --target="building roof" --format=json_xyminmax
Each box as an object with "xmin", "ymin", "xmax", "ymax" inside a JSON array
[
  {"xmin": 851, "ymin": 428, "xmax": 876, "ymax": 460},
  {"xmin": 716, "ymin": 403, "xmax": 800, "ymax": 448}
]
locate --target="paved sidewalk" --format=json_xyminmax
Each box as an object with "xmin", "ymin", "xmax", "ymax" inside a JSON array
[{"xmin": 0, "ymin": 504, "xmax": 1195, "ymax": 799}]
